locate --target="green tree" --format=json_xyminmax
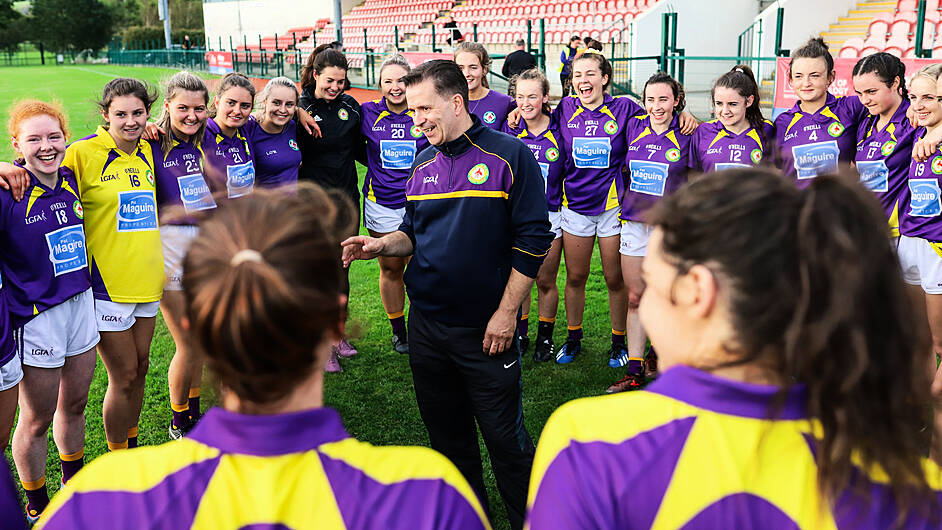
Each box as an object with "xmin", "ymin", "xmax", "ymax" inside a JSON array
[
  {"xmin": 0, "ymin": 0, "xmax": 25, "ymax": 52},
  {"xmin": 31, "ymin": 0, "xmax": 114, "ymax": 52}
]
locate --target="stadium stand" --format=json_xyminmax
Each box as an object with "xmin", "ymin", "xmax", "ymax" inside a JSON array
[{"xmin": 833, "ymin": 0, "xmax": 941, "ymax": 59}]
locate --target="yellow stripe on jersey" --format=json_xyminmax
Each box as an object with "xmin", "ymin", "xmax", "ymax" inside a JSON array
[
  {"xmin": 747, "ymin": 128, "xmax": 763, "ymax": 152},
  {"xmin": 784, "ymin": 113, "xmax": 803, "ymax": 135},
  {"xmin": 630, "ymin": 127, "xmax": 652, "ymax": 145},
  {"xmin": 25, "ymin": 186, "xmax": 45, "ymax": 217},
  {"xmin": 889, "ymin": 202, "xmax": 900, "ymax": 238},
  {"xmin": 598, "ymin": 106, "xmax": 616, "ymax": 122},
  {"xmin": 318, "ymin": 438, "xmax": 491, "ymax": 524},
  {"xmin": 61, "ymin": 180, "xmax": 80, "ymax": 201},
  {"xmin": 707, "ymin": 129, "xmax": 731, "ymax": 150},
  {"xmin": 820, "ymin": 106, "xmax": 840, "ymax": 123},
  {"xmin": 665, "ymin": 130, "xmax": 681, "ymax": 150},
  {"xmin": 408, "ymin": 190, "xmax": 509, "ymax": 201},
  {"xmin": 604, "ymin": 176, "xmax": 620, "ymax": 211},
  {"xmin": 545, "ymin": 130, "xmax": 560, "ymax": 149},
  {"xmin": 189, "ymin": 452, "xmax": 347, "ymax": 530},
  {"xmin": 373, "ymin": 110, "xmax": 390, "ymax": 128},
  {"xmin": 567, "ymin": 107, "xmax": 585, "ymax": 123}
]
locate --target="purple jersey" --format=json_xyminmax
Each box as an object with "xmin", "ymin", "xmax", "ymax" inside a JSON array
[
  {"xmin": 621, "ymin": 114, "xmax": 692, "ymax": 222},
  {"xmin": 689, "ymin": 119, "xmax": 776, "ymax": 173},
  {"xmin": 469, "ymin": 89, "xmax": 515, "ymax": 130},
  {"xmin": 503, "ymin": 116, "xmax": 566, "ymax": 211},
  {"xmin": 0, "ymin": 274, "xmax": 13, "ymax": 367},
  {"xmin": 152, "ymin": 136, "xmax": 216, "ymax": 225},
  {"xmin": 855, "ymin": 99, "xmax": 917, "ymax": 225},
  {"xmin": 774, "ymin": 93, "xmax": 867, "ymax": 187},
  {"xmin": 361, "ymin": 99, "xmax": 430, "ymax": 208},
  {"xmin": 0, "ymin": 166, "xmax": 91, "ymax": 327},
  {"xmin": 899, "ymin": 127, "xmax": 942, "ymax": 240},
  {"xmin": 203, "ymin": 119, "xmax": 256, "ymax": 198},
  {"xmin": 553, "ymin": 94, "xmax": 644, "ymax": 216},
  {"xmin": 244, "ymin": 116, "xmax": 301, "ymax": 189}
]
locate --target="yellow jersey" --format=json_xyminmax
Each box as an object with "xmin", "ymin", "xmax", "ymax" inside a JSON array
[{"xmin": 63, "ymin": 126, "xmax": 164, "ymax": 303}]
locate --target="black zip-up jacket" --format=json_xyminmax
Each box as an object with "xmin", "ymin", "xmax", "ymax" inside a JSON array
[
  {"xmin": 297, "ymin": 88, "xmax": 363, "ymax": 201},
  {"xmin": 399, "ymin": 116, "xmax": 553, "ymax": 327}
]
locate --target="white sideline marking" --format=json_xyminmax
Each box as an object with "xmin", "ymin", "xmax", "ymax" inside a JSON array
[{"xmin": 63, "ymin": 66, "xmax": 132, "ymax": 78}]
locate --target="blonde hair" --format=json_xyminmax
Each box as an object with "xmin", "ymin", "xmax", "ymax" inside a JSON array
[
  {"xmin": 256, "ymin": 77, "xmax": 299, "ymax": 119},
  {"xmin": 454, "ymin": 41, "xmax": 491, "ymax": 89},
  {"xmin": 156, "ymin": 71, "xmax": 209, "ymax": 154}
]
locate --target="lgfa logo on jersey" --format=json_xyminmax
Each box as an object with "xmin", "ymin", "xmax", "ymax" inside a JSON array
[
  {"xmin": 827, "ymin": 122, "xmax": 845, "ymax": 137},
  {"xmin": 483, "ymin": 111, "xmax": 497, "ymax": 124},
  {"xmin": 145, "ymin": 170, "xmax": 155, "ymax": 187},
  {"xmin": 665, "ymin": 148, "xmax": 681, "ymax": 162},
  {"xmin": 410, "ymin": 125, "xmax": 423, "ymax": 138},
  {"xmin": 546, "ymin": 148, "xmax": 559, "ymax": 162},
  {"xmin": 289, "ymin": 139, "xmax": 299, "ymax": 151},
  {"xmin": 881, "ymin": 140, "xmax": 897, "ymax": 156},
  {"xmin": 338, "ymin": 109, "xmax": 349, "ymax": 121},
  {"xmin": 468, "ymin": 163, "xmax": 489, "ymax": 184},
  {"xmin": 932, "ymin": 156, "xmax": 942, "ymax": 175},
  {"xmin": 72, "ymin": 200, "xmax": 83, "ymax": 220},
  {"xmin": 604, "ymin": 120, "xmax": 618, "ymax": 135},
  {"xmin": 750, "ymin": 149, "xmax": 762, "ymax": 165}
]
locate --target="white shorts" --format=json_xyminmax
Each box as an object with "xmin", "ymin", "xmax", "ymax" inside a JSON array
[
  {"xmin": 0, "ymin": 352, "xmax": 22, "ymax": 391},
  {"xmin": 548, "ymin": 210, "xmax": 562, "ymax": 239},
  {"xmin": 363, "ymin": 198, "xmax": 405, "ymax": 234},
  {"xmin": 19, "ymin": 288, "xmax": 99, "ymax": 368},
  {"xmin": 560, "ymin": 206, "xmax": 622, "ymax": 238},
  {"xmin": 898, "ymin": 235, "xmax": 942, "ymax": 294},
  {"xmin": 619, "ymin": 220, "xmax": 653, "ymax": 257},
  {"xmin": 161, "ymin": 225, "xmax": 199, "ymax": 291},
  {"xmin": 95, "ymin": 299, "xmax": 160, "ymax": 333}
]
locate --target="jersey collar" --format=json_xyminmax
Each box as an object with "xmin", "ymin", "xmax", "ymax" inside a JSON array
[
  {"xmin": 435, "ymin": 114, "xmax": 486, "ymax": 158},
  {"xmin": 188, "ymin": 406, "xmax": 350, "ymax": 456},
  {"xmin": 646, "ymin": 365, "xmax": 808, "ymax": 420}
]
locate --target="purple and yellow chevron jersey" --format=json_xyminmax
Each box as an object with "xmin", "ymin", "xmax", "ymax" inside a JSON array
[
  {"xmin": 63, "ymin": 127, "xmax": 163, "ymax": 303},
  {"xmin": 469, "ymin": 89, "xmax": 515, "ymax": 130},
  {"xmin": 502, "ymin": 117, "xmax": 566, "ymax": 212},
  {"xmin": 361, "ymin": 98, "xmax": 430, "ymax": 208},
  {"xmin": 0, "ymin": 456, "xmax": 26, "ymax": 530},
  {"xmin": 0, "ymin": 274, "xmax": 14, "ymax": 368},
  {"xmin": 774, "ymin": 93, "xmax": 867, "ymax": 187},
  {"xmin": 244, "ymin": 116, "xmax": 301, "ymax": 189},
  {"xmin": 901, "ymin": 128, "xmax": 942, "ymax": 241},
  {"xmin": 0, "ymin": 165, "xmax": 90, "ymax": 327},
  {"xmin": 620, "ymin": 114, "xmax": 692, "ymax": 223},
  {"xmin": 855, "ymin": 99, "xmax": 917, "ymax": 234},
  {"xmin": 152, "ymin": 137, "xmax": 216, "ymax": 226},
  {"xmin": 203, "ymin": 119, "xmax": 255, "ymax": 199},
  {"xmin": 527, "ymin": 365, "xmax": 942, "ymax": 529},
  {"xmin": 689, "ymin": 119, "xmax": 775, "ymax": 173},
  {"xmin": 38, "ymin": 407, "xmax": 490, "ymax": 530},
  {"xmin": 552, "ymin": 94, "xmax": 644, "ymax": 216}
]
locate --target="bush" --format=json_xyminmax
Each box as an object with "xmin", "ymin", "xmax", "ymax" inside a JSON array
[{"xmin": 122, "ymin": 26, "xmax": 205, "ymax": 49}]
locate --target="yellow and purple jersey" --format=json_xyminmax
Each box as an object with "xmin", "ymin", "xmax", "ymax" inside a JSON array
[
  {"xmin": 620, "ymin": 114, "xmax": 692, "ymax": 223},
  {"xmin": 38, "ymin": 407, "xmax": 491, "ymax": 530},
  {"xmin": 689, "ymin": 119, "xmax": 775, "ymax": 173},
  {"xmin": 774, "ymin": 93, "xmax": 867, "ymax": 186},
  {"xmin": 0, "ymin": 272, "xmax": 13, "ymax": 368},
  {"xmin": 0, "ymin": 165, "xmax": 91, "ymax": 326},
  {"xmin": 361, "ymin": 98, "xmax": 430, "ymax": 209},
  {"xmin": 502, "ymin": 117, "xmax": 566, "ymax": 212},
  {"xmin": 203, "ymin": 119, "xmax": 255, "ymax": 199},
  {"xmin": 855, "ymin": 99, "xmax": 917, "ymax": 234},
  {"xmin": 469, "ymin": 90, "xmax": 515, "ymax": 130},
  {"xmin": 152, "ymin": 137, "xmax": 216, "ymax": 226},
  {"xmin": 901, "ymin": 127, "xmax": 942, "ymax": 241},
  {"xmin": 552, "ymin": 94, "xmax": 644, "ymax": 216},
  {"xmin": 63, "ymin": 127, "xmax": 163, "ymax": 303},
  {"xmin": 527, "ymin": 365, "xmax": 942, "ymax": 529}
]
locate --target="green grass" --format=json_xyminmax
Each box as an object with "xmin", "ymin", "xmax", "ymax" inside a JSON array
[{"xmin": 0, "ymin": 65, "xmax": 624, "ymax": 530}]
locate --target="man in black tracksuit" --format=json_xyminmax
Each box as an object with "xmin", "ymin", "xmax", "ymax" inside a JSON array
[{"xmin": 341, "ymin": 60, "xmax": 552, "ymax": 530}]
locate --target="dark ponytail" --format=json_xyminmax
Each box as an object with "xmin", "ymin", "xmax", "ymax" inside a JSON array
[
  {"xmin": 300, "ymin": 44, "xmax": 349, "ymax": 91},
  {"xmin": 852, "ymin": 51, "xmax": 908, "ymax": 100},
  {"xmin": 790, "ymin": 37, "xmax": 834, "ymax": 78},
  {"xmin": 648, "ymin": 168, "xmax": 936, "ymax": 519},
  {"xmin": 713, "ymin": 64, "xmax": 765, "ymax": 142}
]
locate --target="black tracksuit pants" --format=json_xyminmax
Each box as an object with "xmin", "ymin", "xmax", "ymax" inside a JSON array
[{"xmin": 408, "ymin": 307, "xmax": 535, "ymax": 530}]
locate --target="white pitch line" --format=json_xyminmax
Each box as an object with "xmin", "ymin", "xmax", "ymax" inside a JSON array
[{"xmin": 63, "ymin": 66, "xmax": 133, "ymax": 78}]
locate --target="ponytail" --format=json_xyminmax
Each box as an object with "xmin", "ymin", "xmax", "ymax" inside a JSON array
[
  {"xmin": 853, "ymin": 52, "xmax": 908, "ymax": 100},
  {"xmin": 648, "ymin": 168, "xmax": 936, "ymax": 518},
  {"xmin": 790, "ymin": 37, "xmax": 834, "ymax": 78}
]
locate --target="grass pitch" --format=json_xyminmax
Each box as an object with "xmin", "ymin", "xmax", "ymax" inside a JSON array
[{"xmin": 1, "ymin": 64, "xmax": 627, "ymax": 529}]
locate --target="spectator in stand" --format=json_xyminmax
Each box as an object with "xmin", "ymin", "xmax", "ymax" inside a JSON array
[
  {"xmin": 444, "ymin": 15, "xmax": 463, "ymax": 46},
  {"xmin": 559, "ymin": 35, "xmax": 582, "ymax": 97},
  {"xmin": 502, "ymin": 39, "xmax": 537, "ymax": 80}
]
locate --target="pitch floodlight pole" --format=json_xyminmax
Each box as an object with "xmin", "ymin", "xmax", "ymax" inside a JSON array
[
  {"xmin": 158, "ymin": 0, "xmax": 172, "ymax": 49},
  {"xmin": 335, "ymin": 0, "xmax": 343, "ymax": 45}
]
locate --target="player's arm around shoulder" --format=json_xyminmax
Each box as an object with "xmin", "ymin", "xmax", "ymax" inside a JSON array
[{"xmin": 504, "ymin": 136, "xmax": 553, "ymax": 278}]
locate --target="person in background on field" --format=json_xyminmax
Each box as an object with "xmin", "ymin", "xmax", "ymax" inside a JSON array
[
  {"xmin": 36, "ymin": 186, "xmax": 492, "ymax": 530},
  {"xmin": 527, "ymin": 169, "xmax": 942, "ymax": 528},
  {"xmin": 455, "ymin": 42, "xmax": 515, "ymax": 130},
  {"xmin": 852, "ymin": 52, "xmax": 916, "ymax": 238},
  {"xmin": 502, "ymin": 39, "xmax": 537, "ymax": 80},
  {"xmin": 360, "ymin": 54, "xmax": 429, "ymax": 355},
  {"xmin": 245, "ymin": 77, "xmax": 302, "ymax": 189},
  {"xmin": 3, "ymin": 102, "xmax": 96, "ymax": 525},
  {"xmin": 502, "ymin": 68, "xmax": 566, "ymax": 362},
  {"xmin": 297, "ymin": 44, "xmax": 362, "ymax": 369},
  {"xmin": 149, "ymin": 72, "xmax": 214, "ymax": 440},
  {"xmin": 559, "ymin": 35, "xmax": 582, "ymax": 97},
  {"xmin": 689, "ymin": 65, "xmax": 775, "ymax": 174},
  {"xmin": 342, "ymin": 60, "xmax": 552, "ymax": 530},
  {"xmin": 606, "ymin": 72, "xmax": 693, "ymax": 394}
]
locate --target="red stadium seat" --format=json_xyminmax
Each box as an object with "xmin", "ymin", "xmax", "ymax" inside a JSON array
[
  {"xmin": 839, "ymin": 47, "xmax": 860, "ymax": 58},
  {"xmin": 869, "ymin": 19, "xmax": 890, "ymax": 38},
  {"xmin": 885, "ymin": 45, "xmax": 904, "ymax": 57},
  {"xmin": 898, "ymin": 0, "xmax": 917, "ymax": 11},
  {"xmin": 860, "ymin": 45, "xmax": 881, "ymax": 56},
  {"xmin": 889, "ymin": 19, "xmax": 911, "ymax": 37}
]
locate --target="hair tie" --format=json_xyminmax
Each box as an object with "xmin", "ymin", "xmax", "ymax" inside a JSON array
[{"xmin": 231, "ymin": 249, "xmax": 264, "ymax": 266}]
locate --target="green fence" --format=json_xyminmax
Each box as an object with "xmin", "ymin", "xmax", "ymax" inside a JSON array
[{"xmin": 0, "ymin": 43, "xmax": 52, "ymax": 67}]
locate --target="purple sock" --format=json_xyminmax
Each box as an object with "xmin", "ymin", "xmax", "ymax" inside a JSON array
[
  {"xmin": 172, "ymin": 408, "xmax": 190, "ymax": 430},
  {"xmin": 627, "ymin": 359, "xmax": 644, "ymax": 375},
  {"xmin": 23, "ymin": 483, "xmax": 49, "ymax": 517},
  {"xmin": 567, "ymin": 327, "xmax": 583, "ymax": 343},
  {"xmin": 389, "ymin": 314, "xmax": 406, "ymax": 334},
  {"xmin": 60, "ymin": 457, "xmax": 84, "ymax": 485},
  {"xmin": 612, "ymin": 332, "xmax": 626, "ymax": 346},
  {"xmin": 516, "ymin": 314, "xmax": 529, "ymax": 337}
]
